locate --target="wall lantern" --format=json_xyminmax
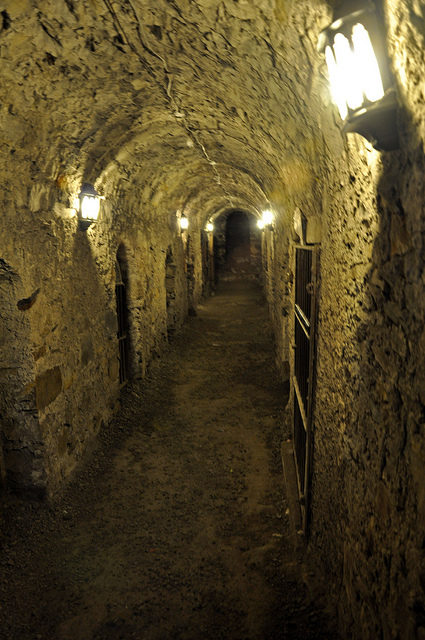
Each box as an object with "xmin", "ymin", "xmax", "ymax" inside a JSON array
[
  {"xmin": 179, "ymin": 214, "xmax": 189, "ymax": 232},
  {"xmin": 318, "ymin": 0, "xmax": 399, "ymax": 151},
  {"xmin": 257, "ymin": 209, "xmax": 274, "ymax": 231},
  {"xmin": 205, "ymin": 221, "xmax": 214, "ymax": 233},
  {"xmin": 262, "ymin": 209, "xmax": 274, "ymax": 227},
  {"xmin": 76, "ymin": 183, "xmax": 102, "ymax": 230}
]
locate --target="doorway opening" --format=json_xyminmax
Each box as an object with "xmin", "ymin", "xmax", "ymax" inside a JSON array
[
  {"xmin": 165, "ymin": 246, "xmax": 178, "ymax": 339},
  {"xmin": 214, "ymin": 211, "xmax": 261, "ymax": 282},
  {"xmin": 293, "ymin": 245, "xmax": 320, "ymax": 534},
  {"xmin": 225, "ymin": 211, "xmax": 250, "ymax": 272},
  {"xmin": 115, "ymin": 247, "xmax": 131, "ymax": 386}
]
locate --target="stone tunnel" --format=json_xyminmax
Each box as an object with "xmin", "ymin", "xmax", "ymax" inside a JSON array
[{"xmin": 1, "ymin": 0, "xmax": 425, "ymax": 638}]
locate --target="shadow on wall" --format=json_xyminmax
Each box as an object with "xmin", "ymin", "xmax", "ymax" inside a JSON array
[
  {"xmin": 314, "ymin": 97, "xmax": 425, "ymax": 637},
  {"xmin": 355, "ymin": 117, "xmax": 425, "ymax": 639},
  {"xmin": 38, "ymin": 231, "xmax": 122, "ymax": 490},
  {"xmin": 0, "ymin": 259, "xmax": 45, "ymax": 495},
  {"xmin": 214, "ymin": 211, "xmax": 261, "ymax": 282}
]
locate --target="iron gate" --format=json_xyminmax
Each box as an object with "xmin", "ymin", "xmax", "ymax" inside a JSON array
[{"xmin": 293, "ymin": 245, "xmax": 319, "ymax": 532}]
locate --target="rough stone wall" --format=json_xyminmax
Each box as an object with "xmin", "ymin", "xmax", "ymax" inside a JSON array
[
  {"xmin": 261, "ymin": 2, "xmax": 425, "ymax": 639},
  {"xmin": 0, "ymin": 178, "xmax": 191, "ymax": 492},
  {"xmin": 262, "ymin": 224, "xmax": 292, "ymax": 380},
  {"xmin": 165, "ymin": 239, "xmax": 188, "ymax": 338},
  {"xmin": 0, "ymin": 260, "xmax": 44, "ymax": 492},
  {"xmin": 0, "ymin": 0, "xmax": 272, "ymax": 494},
  {"xmin": 1, "ymin": 0, "xmax": 425, "ymax": 636}
]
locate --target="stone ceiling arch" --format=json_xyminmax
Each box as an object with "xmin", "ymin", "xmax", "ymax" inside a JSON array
[
  {"xmin": 0, "ymin": 0, "xmax": 329, "ymax": 235},
  {"xmin": 97, "ymin": 153, "xmax": 271, "ymax": 230}
]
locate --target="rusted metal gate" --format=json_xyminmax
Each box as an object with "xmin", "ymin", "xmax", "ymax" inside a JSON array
[
  {"xmin": 293, "ymin": 245, "xmax": 319, "ymax": 532},
  {"xmin": 115, "ymin": 260, "xmax": 130, "ymax": 386}
]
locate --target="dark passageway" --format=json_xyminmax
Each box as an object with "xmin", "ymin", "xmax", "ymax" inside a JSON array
[
  {"xmin": 225, "ymin": 212, "xmax": 251, "ymax": 273},
  {"xmin": 0, "ymin": 279, "xmax": 336, "ymax": 640},
  {"xmin": 2, "ymin": 2, "xmax": 424, "ymax": 637},
  {"xmin": 213, "ymin": 211, "xmax": 261, "ymax": 282}
]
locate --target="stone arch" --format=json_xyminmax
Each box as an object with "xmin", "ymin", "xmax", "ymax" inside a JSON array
[{"xmin": 0, "ymin": 259, "xmax": 44, "ymax": 493}]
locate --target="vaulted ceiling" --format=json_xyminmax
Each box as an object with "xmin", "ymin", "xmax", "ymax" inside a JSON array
[{"xmin": 1, "ymin": 0, "xmax": 330, "ymax": 227}]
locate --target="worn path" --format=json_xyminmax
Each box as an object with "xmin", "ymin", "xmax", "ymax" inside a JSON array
[{"xmin": 0, "ymin": 278, "xmax": 336, "ymax": 639}]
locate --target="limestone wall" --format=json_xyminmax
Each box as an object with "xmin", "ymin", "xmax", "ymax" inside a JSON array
[
  {"xmin": 1, "ymin": 0, "xmax": 425, "ymax": 636},
  {"xmin": 0, "ymin": 175, "xmax": 194, "ymax": 492},
  {"xmin": 260, "ymin": 1, "xmax": 425, "ymax": 638}
]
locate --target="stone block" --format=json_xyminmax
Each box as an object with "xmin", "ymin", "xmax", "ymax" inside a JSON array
[
  {"xmin": 108, "ymin": 357, "xmax": 119, "ymax": 382},
  {"xmin": 36, "ymin": 366, "xmax": 62, "ymax": 410},
  {"xmin": 104, "ymin": 309, "xmax": 118, "ymax": 334},
  {"xmin": 81, "ymin": 335, "xmax": 94, "ymax": 366},
  {"xmin": 306, "ymin": 216, "xmax": 322, "ymax": 244}
]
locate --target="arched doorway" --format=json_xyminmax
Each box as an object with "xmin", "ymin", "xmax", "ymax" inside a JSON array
[
  {"xmin": 225, "ymin": 211, "xmax": 251, "ymax": 271},
  {"xmin": 115, "ymin": 247, "xmax": 131, "ymax": 386},
  {"xmin": 165, "ymin": 246, "xmax": 178, "ymax": 339},
  {"xmin": 214, "ymin": 210, "xmax": 261, "ymax": 281}
]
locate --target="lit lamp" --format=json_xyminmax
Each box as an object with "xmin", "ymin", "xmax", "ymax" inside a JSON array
[
  {"xmin": 205, "ymin": 221, "xmax": 214, "ymax": 233},
  {"xmin": 76, "ymin": 183, "xmax": 101, "ymax": 230},
  {"xmin": 318, "ymin": 0, "xmax": 399, "ymax": 151},
  {"xmin": 261, "ymin": 209, "xmax": 274, "ymax": 230},
  {"xmin": 257, "ymin": 218, "xmax": 265, "ymax": 231},
  {"xmin": 180, "ymin": 215, "xmax": 189, "ymax": 232}
]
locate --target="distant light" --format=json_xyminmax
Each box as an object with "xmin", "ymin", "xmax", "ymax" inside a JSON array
[
  {"xmin": 262, "ymin": 209, "xmax": 274, "ymax": 226},
  {"xmin": 206, "ymin": 221, "xmax": 214, "ymax": 232},
  {"xmin": 180, "ymin": 215, "xmax": 189, "ymax": 231},
  {"xmin": 257, "ymin": 219, "xmax": 265, "ymax": 230},
  {"xmin": 77, "ymin": 183, "xmax": 101, "ymax": 230}
]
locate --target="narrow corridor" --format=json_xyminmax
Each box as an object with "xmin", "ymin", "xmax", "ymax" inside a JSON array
[{"xmin": 0, "ymin": 279, "xmax": 336, "ymax": 640}]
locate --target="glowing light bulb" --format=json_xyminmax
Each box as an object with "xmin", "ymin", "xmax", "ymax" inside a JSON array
[
  {"xmin": 206, "ymin": 222, "xmax": 214, "ymax": 232},
  {"xmin": 262, "ymin": 209, "xmax": 274, "ymax": 226},
  {"xmin": 352, "ymin": 23, "xmax": 384, "ymax": 103},
  {"xmin": 180, "ymin": 215, "xmax": 189, "ymax": 231},
  {"xmin": 257, "ymin": 219, "xmax": 265, "ymax": 230},
  {"xmin": 325, "ymin": 24, "xmax": 384, "ymax": 121},
  {"xmin": 318, "ymin": 8, "xmax": 399, "ymax": 150},
  {"xmin": 325, "ymin": 44, "xmax": 348, "ymax": 120},
  {"xmin": 333, "ymin": 33, "xmax": 363, "ymax": 111}
]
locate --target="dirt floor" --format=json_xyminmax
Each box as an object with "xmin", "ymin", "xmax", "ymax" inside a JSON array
[{"xmin": 0, "ymin": 277, "xmax": 338, "ymax": 640}]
